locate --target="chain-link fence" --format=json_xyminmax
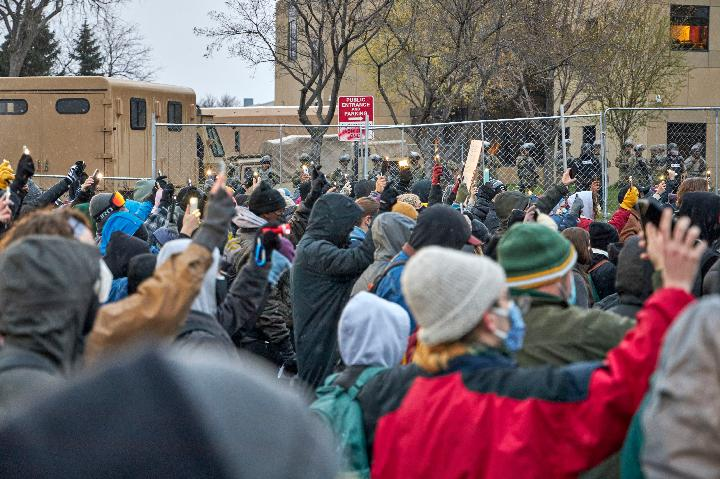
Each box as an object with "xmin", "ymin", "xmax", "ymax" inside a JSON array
[
  {"xmin": 154, "ymin": 113, "xmax": 602, "ymax": 193},
  {"xmin": 32, "ymin": 175, "xmax": 148, "ymax": 197}
]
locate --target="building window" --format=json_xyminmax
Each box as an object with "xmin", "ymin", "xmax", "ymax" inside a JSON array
[
  {"xmin": 583, "ymin": 125, "xmax": 596, "ymax": 145},
  {"xmin": 56, "ymin": 98, "xmax": 90, "ymax": 114},
  {"xmin": 0, "ymin": 99, "xmax": 28, "ymax": 115},
  {"xmin": 667, "ymin": 122, "xmax": 706, "ymax": 157},
  {"xmin": 234, "ymin": 130, "xmax": 240, "ymax": 152},
  {"xmin": 288, "ymin": 3, "xmax": 298, "ymax": 61},
  {"xmin": 167, "ymin": 101, "xmax": 183, "ymax": 132},
  {"xmin": 205, "ymin": 126, "xmax": 225, "ymax": 158},
  {"xmin": 671, "ymin": 5, "xmax": 709, "ymax": 51},
  {"xmin": 130, "ymin": 98, "xmax": 146, "ymax": 130}
]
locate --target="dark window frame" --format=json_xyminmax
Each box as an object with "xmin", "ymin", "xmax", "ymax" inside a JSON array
[
  {"xmin": 130, "ymin": 97, "xmax": 147, "ymax": 130},
  {"xmin": 167, "ymin": 101, "xmax": 183, "ymax": 132},
  {"xmin": 670, "ymin": 5, "xmax": 709, "ymax": 51},
  {"xmin": 234, "ymin": 130, "xmax": 241, "ymax": 152},
  {"xmin": 205, "ymin": 126, "xmax": 225, "ymax": 158},
  {"xmin": 56, "ymin": 98, "xmax": 90, "ymax": 115},
  {"xmin": 0, "ymin": 99, "xmax": 28, "ymax": 115}
]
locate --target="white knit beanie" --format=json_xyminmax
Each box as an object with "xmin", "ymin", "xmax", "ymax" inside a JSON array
[{"xmin": 401, "ymin": 246, "xmax": 506, "ymax": 346}]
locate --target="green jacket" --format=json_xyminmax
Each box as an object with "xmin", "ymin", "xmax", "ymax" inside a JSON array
[{"xmin": 512, "ymin": 290, "xmax": 635, "ymax": 368}]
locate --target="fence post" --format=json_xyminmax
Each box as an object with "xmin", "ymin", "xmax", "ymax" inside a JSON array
[
  {"xmin": 364, "ymin": 113, "xmax": 370, "ymax": 179},
  {"xmin": 560, "ymin": 105, "xmax": 568, "ymax": 172},
  {"xmin": 600, "ymin": 110, "xmax": 608, "ymax": 218},
  {"xmin": 401, "ymin": 125, "xmax": 406, "ymax": 160},
  {"xmin": 715, "ymin": 110, "xmax": 719, "ymax": 194},
  {"xmin": 279, "ymin": 125, "xmax": 284, "ymax": 183},
  {"xmin": 480, "ymin": 121, "xmax": 485, "ymax": 173},
  {"xmin": 151, "ymin": 115, "xmax": 157, "ymax": 178}
]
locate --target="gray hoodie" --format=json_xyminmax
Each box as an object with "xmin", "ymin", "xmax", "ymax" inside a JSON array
[
  {"xmin": 352, "ymin": 213, "xmax": 415, "ymax": 296},
  {"xmin": 338, "ymin": 292, "xmax": 410, "ymax": 367}
]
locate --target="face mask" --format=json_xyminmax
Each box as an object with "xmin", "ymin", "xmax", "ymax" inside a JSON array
[{"xmin": 492, "ymin": 301, "xmax": 526, "ymax": 353}]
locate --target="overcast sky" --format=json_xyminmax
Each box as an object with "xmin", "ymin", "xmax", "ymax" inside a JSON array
[{"xmin": 122, "ymin": 0, "xmax": 275, "ymax": 104}]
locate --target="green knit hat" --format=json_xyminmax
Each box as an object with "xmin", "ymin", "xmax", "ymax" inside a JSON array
[{"xmin": 497, "ymin": 223, "xmax": 576, "ymax": 289}]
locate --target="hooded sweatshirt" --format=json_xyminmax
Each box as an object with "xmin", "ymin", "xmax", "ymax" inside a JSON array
[
  {"xmin": 0, "ymin": 347, "xmax": 339, "ymax": 479},
  {"xmin": 0, "ymin": 236, "xmax": 101, "ymax": 419},
  {"xmin": 292, "ymin": 193, "xmax": 375, "ymax": 388},
  {"xmin": 104, "ymin": 231, "xmax": 151, "ymax": 279},
  {"xmin": 339, "ymin": 292, "xmax": 410, "ymax": 368},
  {"xmin": 352, "ymin": 213, "xmax": 415, "ymax": 296},
  {"xmin": 99, "ymin": 211, "xmax": 146, "ymax": 255},
  {"xmin": 607, "ymin": 236, "xmax": 656, "ymax": 320}
]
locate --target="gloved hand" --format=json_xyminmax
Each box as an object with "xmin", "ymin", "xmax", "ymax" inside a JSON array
[
  {"xmin": 159, "ymin": 182, "xmax": 175, "ymax": 209},
  {"xmin": 260, "ymin": 227, "xmax": 281, "ymax": 256},
  {"xmin": 456, "ymin": 183, "xmax": 469, "ymax": 204},
  {"xmin": 65, "ymin": 161, "xmax": 85, "ymax": 186},
  {"xmin": 478, "ymin": 182, "xmax": 497, "ymax": 201},
  {"xmin": 431, "ymin": 164, "xmax": 443, "ymax": 186},
  {"xmin": 268, "ymin": 249, "xmax": 291, "ymax": 286},
  {"xmin": 277, "ymin": 337, "xmax": 297, "ymax": 375},
  {"xmin": 570, "ymin": 196, "xmax": 584, "ymax": 216},
  {"xmin": 12, "ymin": 150, "xmax": 35, "ymax": 188},
  {"xmin": 192, "ymin": 178, "xmax": 235, "ymax": 252},
  {"xmin": 0, "ymin": 160, "xmax": 15, "ymax": 190},
  {"xmin": 304, "ymin": 165, "xmax": 328, "ymax": 209},
  {"xmin": 150, "ymin": 174, "xmax": 169, "ymax": 201},
  {"xmin": 399, "ymin": 168, "xmax": 413, "ymax": 187},
  {"xmin": 452, "ymin": 175, "xmax": 462, "ymax": 194},
  {"xmin": 620, "ymin": 186, "xmax": 640, "ymax": 211},
  {"xmin": 379, "ymin": 186, "xmax": 398, "ymax": 213}
]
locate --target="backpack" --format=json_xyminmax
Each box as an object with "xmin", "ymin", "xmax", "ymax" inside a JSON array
[
  {"xmin": 367, "ymin": 259, "xmax": 408, "ymax": 294},
  {"xmin": 310, "ymin": 367, "xmax": 385, "ymax": 478}
]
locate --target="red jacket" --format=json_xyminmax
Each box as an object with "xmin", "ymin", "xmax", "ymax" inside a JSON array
[
  {"xmin": 608, "ymin": 207, "xmax": 631, "ymax": 233},
  {"xmin": 359, "ymin": 288, "xmax": 694, "ymax": 479}
]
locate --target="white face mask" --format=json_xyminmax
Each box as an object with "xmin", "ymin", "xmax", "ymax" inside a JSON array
[{"xmin": 94, "ymin": 259, "xmax": 113, "ymax": 303}]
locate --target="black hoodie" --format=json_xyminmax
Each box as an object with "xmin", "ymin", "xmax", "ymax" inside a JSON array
[
  {"xmin": 0, "ymin": 236, "xmax": 100, "ymax": 419},
  {"xmin": 292, "ymin": 193, "xmax": 375, "ymax": 387},
  {"xmin": 103, "ymin": 231, "xmax": 151, "ymax": 279}
]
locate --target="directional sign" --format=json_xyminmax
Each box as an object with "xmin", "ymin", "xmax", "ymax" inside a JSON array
[{"xmin": 338, "ymin": 96, "xmax": 374, "ymax": 142}]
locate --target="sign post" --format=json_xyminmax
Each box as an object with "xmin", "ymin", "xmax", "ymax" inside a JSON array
[{"xmin": 338, "ymin": 96, "xmax": 374, "ymax": 143}]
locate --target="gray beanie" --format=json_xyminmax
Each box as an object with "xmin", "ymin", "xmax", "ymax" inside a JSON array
[
  {"xmin": 89, "ymin": 193, "xmax": 114, "ymax": 219},
  {"xmin": 401, "ymin": 246, "xmax": 506, "ymax": 346}
]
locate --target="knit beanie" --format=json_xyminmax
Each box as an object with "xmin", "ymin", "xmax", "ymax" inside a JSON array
[
  {"xmin": 401, "ymin": 246, "xmax": 506, "ymax": 346},
  {"xmin": 408, "ymin": 204, "xmax": 476, "ymax": 250},
  {"xmin": 589, "ymin": 222, "xmax": 619, "ymax": 252},
  {"xmin": 411, "ymin": 179, "xmax": 432, "ymax": 204},
  {"xmin": 494, "ymin": 191, "xmax": 529, "ymax": 220},
  {"xmin": 397, "ymin": 193, "xmax": 422, "ymax": 210},
  {"xmin": 133, "ymin": 179, "xmax": 154, "ymax": 202},
  {"xmin": 248, "ymin": 181, "xmax": 286, "ymax": 215},
  {"xmin": 392, "ymin": 201, "xmax": 419, "ymax": 220},
  {"xmin": 0, "ymin": 159, "xmax": 15, "ymax": 189},
  {"xmin": 498, "ymin": 223, "xmax": 577, "ymax": 289},
  {"xmin": 89, "ymin": 192, "xmax": 123, "ymax": 228},
  {"xmin": 620, "ymin": 186, "xmax": 640, "ymax": 211}
]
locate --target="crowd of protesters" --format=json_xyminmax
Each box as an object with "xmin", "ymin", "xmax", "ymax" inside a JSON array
[{"xmin": 0, "ymin": 146, "xmax": 718, "ymax": 479}]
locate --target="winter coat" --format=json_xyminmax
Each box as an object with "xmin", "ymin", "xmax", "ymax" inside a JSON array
[
  {"xmin": 357, "ymin": 288, "xmax": 693, "ymax": 479},
  {"xmin": 621, "ymin": 297, "xmax": 717, "ymax": 478},
  {"xmin": 292, "ymin": 193, "xmax": 375, "ymax": 388},
  {"xmin": 605, "ymin": 236, "xmax": 656, "ymax": 320},
  {"xmin": 85, "ymin": 242, "xmax": 215, "ymax": 363},
  {"xmin": 18, "ymin": 178, "xmax": 69, "ymax": 216},
  {"xmin": 0, "ymin": 236, "xmax": 101, "ymax": 420},
  {"xmin": 589, "ymin": 252, "xmax": 616, "ymax": 300},
  {"xmin": 103, "ymin": 231, "xmax": 151, "ymax": 279},
  {"xmin": 0, "ymin": 348, "xmax": 340, "ymax": 479},
  {"xmin": 349, "ymin": 226, "xmax": 366, "ymax": 248},
  {"xmin": 99, "ymin": 212, "xmax": 146, "ymax": 255},
  {"xmin": 572, "ymin": 269, "xmax": 592, "ymax": 308},
  {"xmin": 373, "ymin": 251, "xmax": 413, "ymax": 327},
  {"xmin": 470, "ymin": 196, "xmax": 500, "ymax": 234},
  {"xmin": 620, "ymin": 209, "xmax": 642, "ymax": 242},
  {"xmin": 608, "ymin": 208, "xmax": 631, "ymax": 235},
  {"xmin": 513, "ymin": 290, "xmax": 634, "ymax": 368},
  {"xmin": 352, "ymin": 213, "xmax": 415, "ymax": 297}
]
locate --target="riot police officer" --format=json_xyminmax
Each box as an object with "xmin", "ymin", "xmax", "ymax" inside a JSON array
[
  {"xmin": 330, "ymin": 153, "xmax": 355, "ymax": 186},
  {"xmin": 516, "ymin": 143, "xmax": 538, "ymax": 192},
  {"xmin": 665, "ymin": 143, "xmax": 685, "ymax": 193},
  {"xmin": 627, "ymin": 144, "xmax": 653, "ymax": 189},
  {"xmin": 570, "ymin": 143, "xmax": 602, "ymax": 191},
  {"xmin": 684, "ymin": 143, "xmax": 707, "ymax": 177},
  {"xmin": 615, "ymin": 139, "xmax": 634, "ymax": 181},
  {"xmin": 368, "ymin": 154, "xmax": 384, "ymax": 180},
  {"xmin": 409, "ymin": 151, "xmax": 426, "ymax": 183},
  {"xmin": 555, "ymin": 139, "xmax": 574, "ymax": 178},
  {"xmin": 259, "ymin": 155, "xmax": 280, "ymax": 187}
]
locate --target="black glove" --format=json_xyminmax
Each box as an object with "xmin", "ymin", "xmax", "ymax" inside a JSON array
[
  {"xmin": 259, "ymin": 226, "xmax": 281, "ymax": 257},
  {"xmin": 379, "ymin": 186, "xmax": 399, "ymax": 213},
  {"xmin": 150, "ymin": 175, "xmax": 169, "ymax": 201},
  {"xmin": 159, "ymin": 182, "xmax": 175, "ymax": 209},
  {"xmin": 479, "ymin": 182, "xmax": 497, "ymax": 201},
  {"xmin": 192, "ymin": 184, "xmax": 235, "ymax": 252},
  {"xmin": 12, "ymin": 151, "xmax": 35, "ymax": 189},
  {"xmin": 277, "ymin": 337, "xmax": 297, "ymax": 374},
  {"xmin": 304, "ymin": 166, "xmax": 328, "ymax": 209},
  {"xmin": 66, "ymin": 161, "xmax": 85, "ymax": 186}
]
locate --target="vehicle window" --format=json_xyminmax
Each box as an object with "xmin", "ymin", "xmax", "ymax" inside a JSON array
[
  {"xmin": 0, "ymin": 99, "xmax": 28, "ymax": 115},
  {"xmin": 206, "ymin": 126, "xmax": 225, "ymax": 158},
  {"xmin": 167, "ymin": 101, "xmax": 183, "ymax": 132},
  {"xmin": 56, "ymin": 98, "xmax": 90, "ymax": 114},
  {"xmin": 130, "ymin": 97, "xmax": 147, "ymax": 130}
]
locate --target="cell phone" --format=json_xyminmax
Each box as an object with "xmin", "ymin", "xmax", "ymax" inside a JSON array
[
  {"xmin": 91, "ymin": 169, "xmax": 100, "ymax": 181},
  {"xmin": 188, "ymin": 196, "xmax": 199, "ymax": 214},
  {"xmin": 638, "ymin": 198, "xmax": 675, "ymax": 232},
  {"xmin": 569, "ymin": 164, "xmax": 578, "ymax": 179}
]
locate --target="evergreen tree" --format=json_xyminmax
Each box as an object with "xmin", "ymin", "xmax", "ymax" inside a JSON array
[
  {"xmin": 71, "ymin": 21, "xmax": 104, "ymax": 76},
  {"xmin": 0, "ymin": 25, "xmax": 60, "ymax": 76}
]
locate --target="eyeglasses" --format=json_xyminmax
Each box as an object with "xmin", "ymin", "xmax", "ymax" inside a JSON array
[{"xmin": 111, "ymin": 191, "xmax": 125, "ymax": 208}]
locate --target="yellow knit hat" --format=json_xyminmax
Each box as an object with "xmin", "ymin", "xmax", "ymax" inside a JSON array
[
  {"xmin": 391, "ymin": 201, "xmax": 418, "ymax": 220},
  {"xmin": 620, "ymin": 186, "xmax": 639, "ymax": 211},
  {"xmin": 0, "ymin": 160, "xmax": 15, "ymax": 190}
]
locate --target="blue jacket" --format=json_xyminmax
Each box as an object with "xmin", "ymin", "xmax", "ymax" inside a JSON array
[
  {"xmin": 349, "ymin": 226, "xmax": 366, "ymax": 248},
  {"xmin": 374, "ymin": 251, "xmax": 415, "ymax": 330},
  {"xmin": 99, "ymin": 212, "xmax": 144, "ymax": 255}
]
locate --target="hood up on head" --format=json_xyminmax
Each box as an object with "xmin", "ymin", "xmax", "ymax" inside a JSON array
[
  {"xmin": 99, "ymin": 212, "xmax": 145, "ymax": 255},
  {"xmin": 615, "ymin": 236, "xmax": 654, "ymax": 300},
  {"xmin": 156, "ymin": 239, "xmax": 220, "ymax": 317},
  {"xmin": 304, "ymin": 193, "xmax": 362, "ymax": 246},
  {"xmin": 0, "ymin": 236, "xmax": 101, "ymax": 371},
  {"xmin": 372, "ymin": 212, "xmax": 415, "ymax": 262},
  {"xmin": 339, "ymin": 292, "xmax": 410, "ymax": 367}
]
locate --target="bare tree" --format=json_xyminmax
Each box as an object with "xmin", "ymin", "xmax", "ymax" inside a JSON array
[
  {"xmin": 0, "ymin": 0, "xmax": 118, "ymax": 76},
  {"xmin": 198, "ymin": 94, "xmax": 219, "ymax": 108},
  {"xmin": 196, "ymin": 0, "xmax": 394, "ymax": 160},
  {"xmin": 219, "ymin": 93, "xmax": 239, "ymax": 107},
  {"xmin": 98, "ymin": 11, "xmax": 155, "ymax": 81}
]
